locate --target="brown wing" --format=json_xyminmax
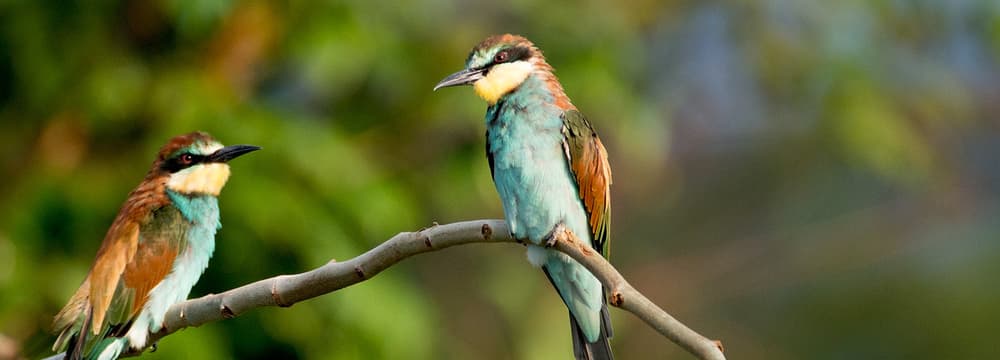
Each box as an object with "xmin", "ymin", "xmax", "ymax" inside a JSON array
[
  {"xmin": 87, "ymin": 218, "xmax": 141, "ymax": 334},
  {"xmin": 86, "ymin": 179, "xmax": 178, "ymax": 334},
  {"xmin": 562, "ymin": 110, "xmax": 612, "ymax": 256},
  {"xmin": 53, "ymin": 177, "xmax": 186, "ymax": 356}
]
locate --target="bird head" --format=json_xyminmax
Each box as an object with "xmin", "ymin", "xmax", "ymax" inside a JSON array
[
  {"xmin": 434, "ymin": 34, "xmax": 556, "ymax": 105},
  {"xmin": 152, "ymin": 132, "xmax": 260, "ymax": 196}
]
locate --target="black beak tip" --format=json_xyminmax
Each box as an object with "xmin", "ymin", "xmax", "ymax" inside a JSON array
[{"xmin": 213, "ymin": 144, "xmax": 261, "ymax": 162}]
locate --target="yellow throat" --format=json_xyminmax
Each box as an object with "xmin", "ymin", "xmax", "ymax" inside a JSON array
[
  {"xmin": 166, "ymin": 163, "xmax": 232, "ymax": 196},
  {"xmin": 474, "ymin": 61, "xmax": 533, "ymax": 105}
]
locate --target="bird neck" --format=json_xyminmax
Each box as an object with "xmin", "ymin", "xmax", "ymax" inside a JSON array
[
  {"xmin": 493, "ymin": 69, "xmax": 575, "ymax": 112},
  {"xmin": 166, "ymin": 189, "xmax": 221, "ymax": 228},
  {"xmin": 485, "ymin": 73, "xmax": 572, "ymax": 138}
]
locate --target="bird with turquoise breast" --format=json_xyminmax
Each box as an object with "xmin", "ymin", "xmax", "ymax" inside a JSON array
[
  {"xmin": 51, "ymin": 132, "xmax": 259, "ymax": 360},
  {"xmin": 436, "ymin": 34, "xmax": 614, "ymax": 360}
]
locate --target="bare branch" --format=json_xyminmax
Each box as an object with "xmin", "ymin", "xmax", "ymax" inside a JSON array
[
  {"xmin": 50, "ymin": 220, "xmax": 724, "ymax": 359},
  {"xmin": 548, "ymin": 225, "xmax": 726, "ymax": 360}
]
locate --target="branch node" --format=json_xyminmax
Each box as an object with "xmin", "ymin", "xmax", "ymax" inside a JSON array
[
  {"xmin": 419, "ymin": 222, "xmax": 440, "ymax": 232},
  {"xmin": 272, "ymin": 279, "xmax": 291, "ymax": 307},
  {"xmin": 220, "ymin": 304, "xmax": 235, "ymax": 319},
  {"xmin": 481, "ymin": 223, "xmax": 492, "ymax": 240},
  {"xmin": 423, "ymin": 234, "xmax": 433, "ymax": 248},
  {"xmin": 609, "ymin": 291, "xmax": 625, "ymax": 307},
  {"xmin": 354, "ymin": 265, "xmax": 366, "ymax": 279},
  {"xmin": 577, "ymin": 241, "xmax": 595, "ymax": 256},
  {"xmin": 714, "ymin": 340, "xmax": 725, "ymax": 353}
]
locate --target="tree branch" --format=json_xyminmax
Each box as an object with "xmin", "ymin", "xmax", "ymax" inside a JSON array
[
  {"xmin": 49, "ymin": 220, "xmax": 724, "ymax": 360},
  {"xmin": 548, "ymin": 224, "xmax": 726, "ymax": 360}
]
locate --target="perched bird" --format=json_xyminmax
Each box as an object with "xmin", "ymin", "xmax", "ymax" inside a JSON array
[
  {"xmin": 52, "ymin": 132, "xmax": 259, "ymax": 360},
  {"xmin": 435, "ymin": 34, "xmax": 614, "ymax": 359}
]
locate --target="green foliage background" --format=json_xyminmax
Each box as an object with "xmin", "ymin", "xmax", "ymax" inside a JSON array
[{"xmin": 1, "ymin": 0, "xmax": 999, "ymax": 359}]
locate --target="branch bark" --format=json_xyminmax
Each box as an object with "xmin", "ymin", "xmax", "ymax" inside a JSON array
[{"xmin": 49, "ymin": 220, "xmax": 725, "ymax": 360}]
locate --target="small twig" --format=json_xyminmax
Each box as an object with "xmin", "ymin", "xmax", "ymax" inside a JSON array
[{"xmin": 44, "ymin": 219, "xmax": 724, "ymax": 359}]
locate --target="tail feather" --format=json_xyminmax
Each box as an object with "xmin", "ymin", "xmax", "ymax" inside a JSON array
[
  {"xmin": 67, "ymin": 309, "xmax": 91, "ymax": 360},
  {"xmin": 89, "ymin": 337, "xmax": 126, "ymax": 360},
  {"xmin": 54, "ymin": 305, "xmax": 127, "ymax": 360},
  {"xmin": 570, "ymin": 299, "xmax": 614, "ymax": 360},
  {"xmin": 542, "ymin": 264, "xmax": 614, "ymax": 360},
  {"xmin": 53, "ymin": 280, "xmax": 92, "ymax": 360}
]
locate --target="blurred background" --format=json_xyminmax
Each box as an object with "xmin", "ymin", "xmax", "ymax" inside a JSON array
[{"xmin": 1, "ymin": 0, "xmax": 999, "ymax": 359}]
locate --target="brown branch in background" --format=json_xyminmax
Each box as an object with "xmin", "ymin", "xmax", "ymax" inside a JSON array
[{"xmin": 49, "ymin": 220, "xmax": 724, "ymax": 359}]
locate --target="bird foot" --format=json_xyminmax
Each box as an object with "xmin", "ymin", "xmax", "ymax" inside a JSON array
[
  {"xmin": 543, "ymin": 223, "xmax": 568, "ymax": 248},
  {"xmin": 150, "ymin": 342, "xmax": 158, "ymax": 353}
]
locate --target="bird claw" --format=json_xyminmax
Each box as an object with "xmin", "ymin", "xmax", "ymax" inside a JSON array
[
  {"xmin": 543, "ymin": 223, "xmax": 568, "ymax": 248},
  {"xmin": 150, "ymin": 342, "xmax": 158, "ymax": 353}
]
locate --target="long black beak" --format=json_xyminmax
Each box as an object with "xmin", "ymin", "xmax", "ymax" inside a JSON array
[
  {"xmin": 207, "ymin": 145, "xmax": 261, "ymax": 163},
  {"xmin": 433, "ymin": 68, "xmax": 485, "ymax": 91}
]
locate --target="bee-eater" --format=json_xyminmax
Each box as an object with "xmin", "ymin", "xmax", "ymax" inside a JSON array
[
  {"xmin": 51, "ymin": 132, "xmax": 259, "ymax": 360},
  {"xmin": 435, "ymin": 34, "xmax": 614, "ymax": 359}
]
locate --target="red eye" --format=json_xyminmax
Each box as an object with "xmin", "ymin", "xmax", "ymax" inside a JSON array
[
  {"xmin": 179, "ymin": 154, "xmax": 193, "ymax": 165},
  {"xmin": 494, "ymin": 50, "xmax": 509, "ymax": 63}
]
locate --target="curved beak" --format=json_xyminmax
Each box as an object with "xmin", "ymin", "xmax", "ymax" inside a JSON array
[
  {"xmin": 207, "ymin": 145, "xmax": 261, "ymax": 163},
  {"xmin": 434, "ymin": 68, "xmax": 485, "ymax": 91}
]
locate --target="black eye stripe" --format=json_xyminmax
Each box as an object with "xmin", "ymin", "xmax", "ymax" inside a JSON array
[
  {"xmin": 482, "ymin": 45, "xmax": 532, "ymax": 70},
  {"xmin": 161, "ymin": 153, "xmax": 206, "ymax": 173},
  {"xmin": 501, "ymin": 46, "xmax": 530, "ymax": 63}
]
